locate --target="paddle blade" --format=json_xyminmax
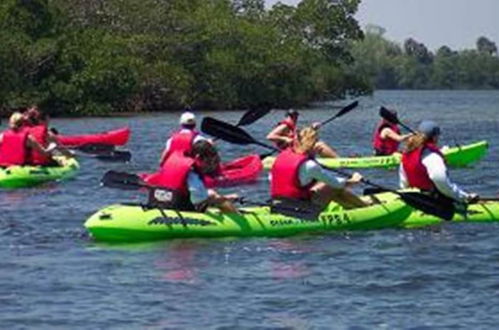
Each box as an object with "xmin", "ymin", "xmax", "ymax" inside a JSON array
[
  {"xmin": 237, "ymin": 107, "xmax": 271, "ymax": 127},
  {"xmin": 379, "ymin": 107, "xmax": 400, "ymax": 124},
  {"xmin": 202, "ymin": 117, "xmax": 257, "ymax": 145},
  {"xmin": 335, "ymin": 100, "xmax": 359, "ymax": 118},
  {"xmin": 320, "ymin": 100, "xmax": 359, "ymax": 126},
  {"xmin": 399, "ymin": 192, "xmax": 455, "ymax": 221},
  {"xmin": 101, "ymin": 171, "xmax": 144, "ymax": 190},
  {"xmin": 95, "ymin": 150, "xmax": 132, "ymax": 162},
  {"xmin": 76, "ymin": 143, "xmax": 115, "ymax": 154}
]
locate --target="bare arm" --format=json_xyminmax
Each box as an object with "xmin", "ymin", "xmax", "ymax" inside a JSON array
[
  {"xmin": 380, "ymin": 128, "xmax": 411, "ymax": 143},
  {"xmin": 267, "ymin": 124, "xmax": 293, "ymax": 146},
  {"xmin": 26, "ymin": 136, "xmax": 52, "ymax": 158},
  {"xmin": 47, "ymin": 132, "xmax": 74, "ymax": 157}
]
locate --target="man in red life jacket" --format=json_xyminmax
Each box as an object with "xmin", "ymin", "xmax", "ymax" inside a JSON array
[
  {"xmin": 147, "ymin": 140, "xmax": 238, "ymax": 212},
  {"xmin": 372, "ymin": 108, "xmax": 411, "ymax": 156},
  {"xmin": 400, "ymin": 120, "xmax": 477, "ymax": 203},
  {"xmin": 158, "ymin": 111, "xmax": 211, "ymax": 167},
  {"xmin": 270, "ymin": 126, "xmax": 368, "ymax": 210},
  {"xmin": 267, "ymin": 110, "xmax": 339, "ymax": 158},
  {"xmin": 0, "ymin": 112, "xmax": 52, "ymax": 167},
  {"xmin": 23, "ymin": 107, "xmax": 72, "ymax": 165}
]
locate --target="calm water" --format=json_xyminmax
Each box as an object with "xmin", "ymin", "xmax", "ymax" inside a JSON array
[{"xmin": 1, "ymin": 90, "xmax": 498, "ymax": 329}]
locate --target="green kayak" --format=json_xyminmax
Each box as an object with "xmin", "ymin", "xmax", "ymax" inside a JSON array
[
  {"xmin": 263, "ymin": 140, "xmax": 488, "ymax": 170},
  {"xmin": 371, "ymin": 191, "xmax": 499, "ymax": 229},
  {"xmin": 0, "ymin": 156, "xmax": 79, "ymax": 188},
  {"xmin": 85, "ymin": 199, "xmax": 411, "ymax": 242}
]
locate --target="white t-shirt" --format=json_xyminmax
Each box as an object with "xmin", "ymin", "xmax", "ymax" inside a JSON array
[
  {"xmin": 399, "ymin": 149, "xmax": 469, "ymax": 202},
  {"xmin": 186, "ymin": 171, "xmax": 209, "ymax": 205}
]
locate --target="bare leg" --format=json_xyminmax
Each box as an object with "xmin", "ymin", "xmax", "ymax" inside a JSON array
[
  {"xmin": 310, "ymin": 182, "xmax": 368, "ymax": 209},
  {"xmin": 314, "ymin": 140, "xmax": 339, "ymax": 158}
]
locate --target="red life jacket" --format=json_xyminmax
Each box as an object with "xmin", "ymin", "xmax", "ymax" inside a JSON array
[
  {"xmin": 0, "ymin": 129, "xmax": 29, "ymax": 166},
  {"xmin": 270, "ymin": 148, "xmax": 314, "ymax": 200},
  {"xmin": 160, "ymin": 129, "xmax": 198, "ymax": 167},
  {"xmin": 401, "ymin": 143, "xmax": 443, "ymax": 191},
  {"xmin": 278, "ymin": 117, "xmax": 297, "ymax": 139},
  {"xmin": 372, "ymin": 120, "xmax": 401, "ymax": 155},
  {"xmin": 27, "ymin": 124, "xmax": 51, "ymax": 165},
  {"xmin": 147, "ymin": 152, "xmax": 195, "ymax": 196}
]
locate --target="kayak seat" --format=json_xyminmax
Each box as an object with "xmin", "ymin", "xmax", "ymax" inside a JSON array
[{"xmin": 270, "ymin": 198, "xmax": 322, "ymax": 221}]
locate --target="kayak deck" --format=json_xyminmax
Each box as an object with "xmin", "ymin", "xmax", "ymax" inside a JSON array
[
  {"xmin": 57, "ymin": 127, "xmax": 130, "ymax": 147},
  {"xmin": 85, "ymin": 199, "xmax": 410, "ymax": 242},
  {"xmin": 0, "ymin": 156, "xmax": 79, "ymax": 188},
  {"xmin": 263, "ymin": 140, "xmax": 488, "ymax": 170},
  {"xmin": 371, "ymin": 191, "xmax": 499, "ymax": 228}
]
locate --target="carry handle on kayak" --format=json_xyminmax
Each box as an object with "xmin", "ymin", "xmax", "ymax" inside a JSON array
[{"xmin": 201, "ymin": 116, "xmax": 456, "ymax": 221}]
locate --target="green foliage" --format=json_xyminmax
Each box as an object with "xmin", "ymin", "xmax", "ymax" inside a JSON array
[
  {"xmin": 350, "ymin": 26, "xmax": 499, "ymax": 90},
  {"xmin": 0, "ymin": 0, "xmax": 366, "ymax": 116}
]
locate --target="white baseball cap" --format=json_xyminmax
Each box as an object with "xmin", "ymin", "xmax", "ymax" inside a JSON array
[{"xmin": 179, "ymin": 112, "xmax": 196, "ymax": 125}]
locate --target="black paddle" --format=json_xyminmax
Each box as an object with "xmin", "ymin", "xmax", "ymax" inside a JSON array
[
  {"xmin": 70, "ymin": 144, "xmax": 132, "ymax": 162},
  {"xmin": 236, "ymin": 106, "xmax": 272, "ymax": 127},
  {"xmin": 212, "ymin": 106, "xmax": 271, "ymax": 143},
  {"xmin": 319, "ymin": 101, "xmax": 359, "ymax": 127},
  {"xmin": 379, "ymin": 107, "xmax": 416, "ymax": 133},
  {"xmin": 101, "ymin": 170, "xmax": 145, "ymax": 190},
  {"xmin": 74, "ymin": 149, "xmax": 132, "ymax": 162},
  {"xmin": 201, "ymin": 117, "xmax": 456, "ymax": 220}
]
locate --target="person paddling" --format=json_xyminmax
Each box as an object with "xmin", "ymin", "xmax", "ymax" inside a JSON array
[
  {"xmin": 372, "ymin": 108, "xmax": 411, "ymax": 156},
  {"xmin": 146, "ymin": 140, "xmax": 239, "ymax": 213},
  {"xmin": 267, "ymin": 110, "xmax": 339, "ymax": 158},
  {"xmin": 158, "ymin": 111, "xmax": 211, "ymax": 167},
  {"xmin": 23, "ymin": 107, "xmax": 72, "ymax": 165},
  {"xmin": 400, "ymin": 120, "xmax": 478, "ymax": 204},
  {"xmin": 0, "ymin": 112, "xmax": 53, "ymax": 167},
  {"xmin": 270, "ymin": 126, "xmax": 368, "ymax": 210}
]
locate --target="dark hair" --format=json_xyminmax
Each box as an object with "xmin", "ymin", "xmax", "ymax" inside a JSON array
[
  {"xmin": 189, "ymin": 140, "xmax": 220, "ymax": 174},
  {"xmin": 181, "ymin": 123, "xmax": 196, "ymax": 130},
  {"xmin": 25, "ymin": 107, "xmax": 48, "ymax": 125},
  {"xmin": 286, "ymin": 109, "xmax": 299, "ymax": 118}
]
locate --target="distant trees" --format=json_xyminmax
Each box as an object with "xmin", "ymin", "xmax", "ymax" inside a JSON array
[
  {"xmin": 350, "ymin": 26, "xmax": 499, "ymax": 90},
  {"xmin": 0, "ymin": 0, "xmax": 368, "ymax": 116}
]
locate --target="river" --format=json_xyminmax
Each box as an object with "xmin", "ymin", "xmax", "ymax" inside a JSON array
[{"xmin": 1, "ymin": 90, "xmax": 498, "ymax": 329}]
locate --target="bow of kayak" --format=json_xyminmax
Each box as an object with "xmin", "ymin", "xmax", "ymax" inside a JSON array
[
  {"xmin": 57, "ymin": 126, "xmax": 131, "ymax": 147},
  {"xmin": 0, "ymin": 156, "xmax": 80, "ymax": 188}
]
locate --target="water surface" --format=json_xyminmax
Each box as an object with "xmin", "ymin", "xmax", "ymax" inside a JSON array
[{"xmin": 1, "ymin": 90, "xmax": 498, "ymax": 329}]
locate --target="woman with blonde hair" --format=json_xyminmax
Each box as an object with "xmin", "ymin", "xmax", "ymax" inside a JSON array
[
  {"xmin": 0, "ymin": 112, "xmax": 53, "ymax": 167},
  {"xmin": 400, "ymin": 120, "xmax": 477, "ymax": 203},
  {"xmin": 270, "ymin": 126, "xmax": 367, "ymax": 209}
]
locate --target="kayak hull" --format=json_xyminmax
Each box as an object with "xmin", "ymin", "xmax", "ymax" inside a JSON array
[
  {"xmin": 85, "ymin": 199, "xmax": 410, "ymax": 242},
  {"xmin": 263, "ymin": 140, "xmax": 488, "ymax": 170},
  {"xmin": 57, "ymin": 127, "xmax": 130, "ymax": 147},
  {"xmin": 0, "ymin": 156, "xmax": 79, "ymax": 188}
]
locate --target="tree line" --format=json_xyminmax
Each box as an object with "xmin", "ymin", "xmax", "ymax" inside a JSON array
[
  {"xmin": 1, "ymin": 1, "xmax": 498, "ymax": 117},
  {"xmin": 0, "ymin": 0, "xmax": 367, "ymax": 116},
  {"xmin": 350, "ymin": 24, "xmax": 499, "ymax": 90}
]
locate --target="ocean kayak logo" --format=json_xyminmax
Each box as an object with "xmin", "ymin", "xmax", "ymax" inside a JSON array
[{"xmin": 148, "ymin": 216, "xmax": 214, "ymax": 226}]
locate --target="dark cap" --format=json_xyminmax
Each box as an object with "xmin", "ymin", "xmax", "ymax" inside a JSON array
[
  {"xmin": 418, "ymin": 120, "xmax": 441, "ymax": 138},
  {"xmin": 287, "ymin": 109, "xmax": 299, "ymax": 117}
]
